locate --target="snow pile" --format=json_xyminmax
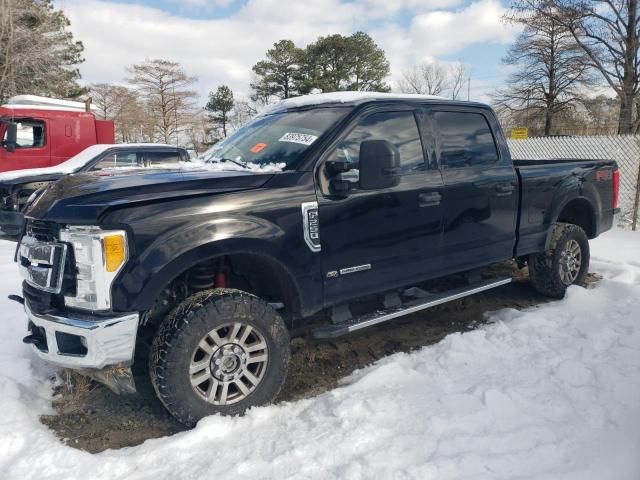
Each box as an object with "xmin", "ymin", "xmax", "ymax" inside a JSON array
[
  {"xmin": 195, "ymin": 146, "xmax": 286, "ymax": 173},
  {"xmin": 0, "ymin": 230, "xmax": 639, "ymax": 479}
]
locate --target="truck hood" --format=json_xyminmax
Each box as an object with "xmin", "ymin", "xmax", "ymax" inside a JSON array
[{"xmin": 26, "ymin": 168, "xmax": 274, "ymax": 224}]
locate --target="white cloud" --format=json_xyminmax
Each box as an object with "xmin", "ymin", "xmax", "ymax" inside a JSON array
[
  {"xmin": 56, "ymin": 0, "xmax": 518, "ymax": 102},
  {"xmin": 410, "ymin": 0, "xmax": 519, "ymax": 57},
  {"xmin": 171, "ymin": 0, "xmax": 235, "ymax": 7}
]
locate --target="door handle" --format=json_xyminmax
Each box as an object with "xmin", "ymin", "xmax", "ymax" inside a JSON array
[
  {"xmin": 495, "ymin": 184, "xmax": 515, "ymax": 196},
  {"xmin": 472, "ymin": 180, "xmax": 493, "ymax": 188},
  {"xmin": 418, "ymin": 192, "xmax": 441, "ymax": 207}
]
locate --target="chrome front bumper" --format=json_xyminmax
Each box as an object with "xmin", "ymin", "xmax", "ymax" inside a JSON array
[{"xmin": 24, "ymin": 300, "xmax": 139, "ymax": 369}]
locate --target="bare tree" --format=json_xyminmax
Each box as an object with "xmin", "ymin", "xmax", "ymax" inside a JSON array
[
  {"xmin": 513, "ymin": 0, "xmax": 640, "ymax": 134},
  {"xmin": 397, "ymin": 62, "xmax": 449, "ymax": 95},
  {"xmin": 229, "ymin": 98, "xmax": 259, "ymax": 131},
  {"xmin": 184, "ymin": 111, "xmax": 215, "ymax": 154},
  {"xmin": 89, "ymin": 83, "xmax": 119, "ymax": 120},
  {"xmin": 497, "ymin": 2, "xmax": 592, "ymax": 135},
  {"xmin": 88, "ymin": 83, "xmax": 152, "ymax": 142},
  {"xmin": 127, "ymin": 59, "xmax": 198, "ymax": 144},
  {"xmin": 449, "ymin": 62, "xmax": 469, "ymax": 100}
]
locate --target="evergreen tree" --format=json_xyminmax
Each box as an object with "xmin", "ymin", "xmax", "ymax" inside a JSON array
[
  {"xmin": 347, "ymin": 32, "xmax": 391, "ymax": 92},
  {"xmin": 250, "ymin": 33, "xmax": 391, "ymax": 100},
  {"xmin": 206, "ymin": 85, "xmax": 235, "ymax": 138},
  {"xmin": 251, "ymin": 40, "xmax": 304, "ymax": 101},
  {"xmin": 300, "ymin": 32, "xmax": 390, "ymax": 93},
  {"xmin": 301, "ymin": 34, "xmax": 352, "ymax": 93},
  {"xmin": 0, "ymin": 0, "xmax": 85, "ymax": 102}
]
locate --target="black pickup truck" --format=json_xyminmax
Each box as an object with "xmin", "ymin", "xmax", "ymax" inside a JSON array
[
  {"xmin": 13, "ymin": 93, "xmax": 619, "ymax": 426},
  {"xmin": 0, "ymin": 144, "xmax": 190, "ymax": 240}
]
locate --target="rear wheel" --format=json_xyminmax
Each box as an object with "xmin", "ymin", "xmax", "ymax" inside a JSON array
[
  {"xmin": 528, "ymin": 223, "xmax": 590, "ymax": 299},
  {"xmin": 149, "ymin": 288, "xmax": 290, "ymax": 426}
]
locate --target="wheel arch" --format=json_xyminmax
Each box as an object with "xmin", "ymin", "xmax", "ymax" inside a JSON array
[
  {"xmin": 546, "ymin": 196, "xmax": 597, "ymax": 248},
  {"xmin": 130, "ymin": 240, "xmax": 304, "ymax": 321}
]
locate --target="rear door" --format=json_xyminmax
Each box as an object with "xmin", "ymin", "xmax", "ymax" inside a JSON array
[
  {"xmin": 429, "ymin": 108, "xmax": 518, "ymax": 271},
  {"xmin": 317, "ymin": 106, "xmax": 445, "ymax": 305}
]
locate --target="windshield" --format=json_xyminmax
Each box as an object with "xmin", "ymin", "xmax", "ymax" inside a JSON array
[{"xmin": 198, "ymin": 107, "xmax": 347, "ymax": 171}]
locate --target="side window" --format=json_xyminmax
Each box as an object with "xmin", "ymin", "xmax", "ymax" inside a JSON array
[
  {"xmin": 433, "ymin": 111, "xmax": 498, "ymax": 168},
  {"xmin": 142, "ymin": 151, "xmax": 183, "ymax": 167},
  {"xmin": 91, "ymin": 152, "xmax": 138, "ymax": 170},
  {"xmin": 6, "ymin": 120, "xmax": 46, "ymax": 148},
  {"xmin": 333, "ymin": 111, "xmax": 425, "ymax": 174}
]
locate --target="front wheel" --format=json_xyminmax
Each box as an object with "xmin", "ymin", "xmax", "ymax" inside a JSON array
[
  {"xmin": 528, "ymin": 223, "xmax": 590, "ymax": 299},
  {"xmin": 149, "ymin": 289, "xmax": 290, "ymax": 426}
]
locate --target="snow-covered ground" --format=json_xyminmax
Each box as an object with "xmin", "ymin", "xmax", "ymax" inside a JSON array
[{"xmin": 0, "ymin": 230, "xmax": 638, "ymax": 480}]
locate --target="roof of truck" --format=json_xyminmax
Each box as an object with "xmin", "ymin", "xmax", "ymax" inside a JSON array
[
  {"xmin": 259, "ymin": 91, "xmax": 485, "ymax": 115},
  {"xmin": 3, "ymin": 95, "xmax": 99, "ymax": 113}
]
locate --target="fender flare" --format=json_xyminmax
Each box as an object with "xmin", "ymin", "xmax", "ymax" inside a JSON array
[{"xmin": 112, "ymin": 217, "xmax": 306, "ymax": 314}]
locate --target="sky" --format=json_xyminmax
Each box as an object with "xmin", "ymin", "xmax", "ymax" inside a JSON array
[{"xmin": 53, "ymin": 0, "xmax": 522, "ymax": 104}]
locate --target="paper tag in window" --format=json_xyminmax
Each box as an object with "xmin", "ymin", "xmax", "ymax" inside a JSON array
[
  {"xmin": 278, "ymin": 132, "xmax": 318, "ymax": 146},
  {"xmin": 250, "ymin": 143, "xmax": 267, "ymax": 153}
]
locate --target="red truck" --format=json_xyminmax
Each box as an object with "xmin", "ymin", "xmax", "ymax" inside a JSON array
[{"xmin": 0, "ymin": 95, "xmax": 115, "ymax": 173}]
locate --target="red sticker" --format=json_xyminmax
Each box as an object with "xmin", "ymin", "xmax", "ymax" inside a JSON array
[{"xmin": 250, "ymin": 143, "xmax": 267, "ymax": 153}]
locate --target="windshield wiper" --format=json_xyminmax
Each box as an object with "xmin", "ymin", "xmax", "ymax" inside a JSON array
[{"xmin": 217, "ymin": 157, "xmax": 252, "ymax": 170}]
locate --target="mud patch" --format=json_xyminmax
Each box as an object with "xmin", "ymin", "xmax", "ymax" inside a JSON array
[{"xmin": 41, "ymin": 265, "xmax": 600, "ymax": 453}]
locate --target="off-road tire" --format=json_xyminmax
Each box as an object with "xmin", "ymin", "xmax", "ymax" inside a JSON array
[
  {"xmin": 528, "ymin": 222, "xmax": 590, "ymax": 299},
  {"xmin": 149, "ymin": 288, "xmax": 290, "ymax": 427}
]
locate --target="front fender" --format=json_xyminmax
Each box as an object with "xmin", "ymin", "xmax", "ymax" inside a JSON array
[
  {"xmin": 106, "ymin": 172, "xmax": 321, "ymax": 318},
  {"xmin": 112, "ymin": 215, "xmax": 299, "ymax": 311}
]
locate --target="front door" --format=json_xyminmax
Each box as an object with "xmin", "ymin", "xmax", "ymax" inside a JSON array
[
  {"xmin": 1, "ymin": 118, "xmax": 50, "ymax": 172},
  {"xmin": 430, "ymin": 109, "xmax": 518, "ymax": 271},
  {"xmin": 317, "ymin": 108, "xmax": 445, "ymax": 306}
]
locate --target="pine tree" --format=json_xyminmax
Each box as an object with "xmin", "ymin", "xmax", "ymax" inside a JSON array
[
  {"xmin": 0, "ymin": 0, "xmax": 85, "ymax": 102},
  {"xmin": 347, "ymin": 32, "xmax": 391, "ymax": 92},
  {"xmin": 251, "ymin": 40, "xmax": 304, "ymax": 101},
  {"xmin": 300, "ymin": 33, "xmax": 390, "ymax": 93},
  {"xmin": 206, "ymin": 85, "xmax": 235, "ymax": 138}
]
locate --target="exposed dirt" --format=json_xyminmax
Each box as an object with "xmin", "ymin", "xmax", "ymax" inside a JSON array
[{"xmin": 40, "ymin": 264, "xmax": 600, "ymax": 453}]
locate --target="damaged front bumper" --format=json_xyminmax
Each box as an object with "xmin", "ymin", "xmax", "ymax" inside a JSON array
[{"xmin": 23, "ymin": 298, "xmax": 139, "ymax": 369}]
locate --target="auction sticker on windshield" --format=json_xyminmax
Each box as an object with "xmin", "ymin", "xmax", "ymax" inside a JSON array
[
  {"xmin": 278, "ymin": 132, "xmax": 318, "ymax": 146},
  {"xmin": 250, "ymin": 143, "xmax": 268, "ymax": 153}
]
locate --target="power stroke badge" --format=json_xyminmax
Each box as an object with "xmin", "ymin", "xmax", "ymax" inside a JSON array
[{"xmin": 301, "ymin": 201, "xmax": 320, "ymax": 252}]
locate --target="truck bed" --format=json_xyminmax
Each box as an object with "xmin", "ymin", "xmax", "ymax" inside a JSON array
[{"xmin": 514, "ymin": 158, "xmax": 617, "ymax": 257}]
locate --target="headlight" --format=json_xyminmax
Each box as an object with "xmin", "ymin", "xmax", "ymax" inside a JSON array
[{"xmin": 60, "ymin": 226, "xmax": 128, "ymax": 311}]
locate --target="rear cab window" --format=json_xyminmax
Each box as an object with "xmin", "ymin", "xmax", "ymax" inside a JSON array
[
  {"xmin": 142, "ymin": 151, "xmax": 185, "ymax": 168},
  {"xmin": 91, "ymin": 151, "xmax": 138, "ymax": 170}
]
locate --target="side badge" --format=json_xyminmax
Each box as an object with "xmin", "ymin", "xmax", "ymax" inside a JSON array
[{"xmin": 301, "ymin": 201, "xmax": 321, "ymax": 252}]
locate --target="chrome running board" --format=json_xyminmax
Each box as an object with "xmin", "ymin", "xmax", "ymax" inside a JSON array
[{"xmin": 313, "ymin": 277, "xmax": 512, "ymax": 339}]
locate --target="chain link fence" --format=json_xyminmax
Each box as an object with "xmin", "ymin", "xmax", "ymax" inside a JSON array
[{"xmin": 507, "ymin": 135, "xmax": 640, "ymax": 230}]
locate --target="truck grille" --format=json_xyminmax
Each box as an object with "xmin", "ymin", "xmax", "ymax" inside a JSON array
[
  {"xmin": 23, "ymin": 281, "xmax": 60, "ymax": 315},
  {"xmin": 18, "ymin": 233, "xmax": 67, "ymax": 294},
  {"xmin": 25, "ymin": 220, "xmax": 60, "ymax": 242}
]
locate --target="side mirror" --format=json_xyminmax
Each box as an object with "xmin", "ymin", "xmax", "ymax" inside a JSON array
[
  {"xmin": 325, "ymin": 158, "xmax": 355, "ymax": 196},
  {"xmin": 325, "ymin": 159, "xmax": 351, "ymax": 175},
  {"xmin": 3, "ymin": 122, "xmax": 17, "ymax": 152},
  {"xmin": 358, "ymin": 139, "xmax": 400, "ymax": 190}
]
